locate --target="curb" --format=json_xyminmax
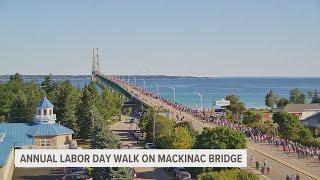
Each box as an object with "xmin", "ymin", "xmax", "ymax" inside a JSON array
[{"xmin": 249, "ymin": 147, "xmax": 318, "ymax": 180}]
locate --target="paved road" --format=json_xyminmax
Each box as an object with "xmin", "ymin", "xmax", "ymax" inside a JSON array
[
  {"xmin": 107, "ymin": 77, "xmax": 320, "ymax": 180},
  {"xmin": 13, "ymin": 168, "xmax": 62, "ymax": 180},
  {"xmin": 110, "ymin": 119, "xmax": 173, "ymax": 180}
]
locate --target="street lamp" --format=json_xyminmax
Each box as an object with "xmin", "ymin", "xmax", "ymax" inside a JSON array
[
  {"xmin": 141, "ymin": 79, "xmax": 146, "ymax": 89},
  {"xmin": 169, "ymin": 87, "xmax": 176, "ymax": 103},
  {"xmin": 152, "ymin": 83, "xmax": 159, "ymax": 96},
  {"xmin": 194, "ymin": 92, "xmax": 203, "ymax": 109}
]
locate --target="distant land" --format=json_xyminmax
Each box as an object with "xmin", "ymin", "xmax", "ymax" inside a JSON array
[
  {"xmin": 0, "ymin": 75, "xmax": 91, "ymax": 80},
  {"xmin": 0, "ymin": 74, "xmax": 213, "ymax": 80}
]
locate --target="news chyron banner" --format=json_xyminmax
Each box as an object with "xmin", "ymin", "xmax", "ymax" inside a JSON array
[{"xmin": 15, "ymin": 149, "xmax": 247, "ymax": 167}]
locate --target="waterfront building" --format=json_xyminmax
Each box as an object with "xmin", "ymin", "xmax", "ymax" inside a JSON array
[
  {"xmin": 276, "ymin": 103, "xmax": 320, "ymax": 120},
  {"xmin": 0, "ymin": 97, "xmax": 75, "ymax": 180}
]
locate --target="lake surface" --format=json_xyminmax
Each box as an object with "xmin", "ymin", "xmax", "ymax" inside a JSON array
[{"xmin": 25, "ymin": 77, "xmax": 320, "ymax": 109}]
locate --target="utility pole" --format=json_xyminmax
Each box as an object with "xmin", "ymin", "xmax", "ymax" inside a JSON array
[
  {"xmin": 141, "ymin": 79, "xmax": 146, "ymax": 89},
  {"xmin": 153, "ymin": 112, "xmax": 156, "ymax": 144},
  {"xmin": 194, "ymin": 92, "xmax": 203, "ymax": 109},
  {"xmin": 169, "ymin": 87, "xmax": 176, "ymax": 103}
]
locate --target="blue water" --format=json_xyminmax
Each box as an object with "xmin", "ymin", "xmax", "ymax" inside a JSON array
[
  {"xmin": 130, "ymin": 77, "xmax": 320, "ymax": 109},
  {"xmin": 26, "ymin": 77, "xmax": 320, "ymax": 109}
]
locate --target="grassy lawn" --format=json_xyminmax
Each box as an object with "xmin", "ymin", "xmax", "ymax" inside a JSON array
[{"xmin": 248, "ymin": 109, "xmax": 272, "ymax": 114}]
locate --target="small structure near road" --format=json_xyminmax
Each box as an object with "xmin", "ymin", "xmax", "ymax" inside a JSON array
[{"xmin": 0, "ymin": 97, "xmax": 75, "ymax": 180}]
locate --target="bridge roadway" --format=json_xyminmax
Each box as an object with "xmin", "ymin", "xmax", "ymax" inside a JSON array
[{"xmin": 98, "ymin": 74, "xmax": 319, "ymax": 180}]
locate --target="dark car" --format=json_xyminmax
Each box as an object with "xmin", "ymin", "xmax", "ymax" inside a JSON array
[
  {"xmin": 173, "ymin": 167, "xmax": 186, "ymax": 175},
  {"xmin": 64, "ymin": 167, "xmax": 87, "ymax": 175},
  {"xmin": 176, "ymin": 171, "xmax": 191, "ymax": 180},
  {"xmin": 62, "ymin": 174, "xmax": 88, "ymax": 180}
]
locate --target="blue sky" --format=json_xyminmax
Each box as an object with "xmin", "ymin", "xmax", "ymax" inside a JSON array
[{"xmin": 0, "ymin": 0, "xmax": 319, "ymax": 76}]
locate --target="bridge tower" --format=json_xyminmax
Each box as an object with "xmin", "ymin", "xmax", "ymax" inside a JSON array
[{"xmin": 91, "ymin": 48, "xmax": 101, "ymax": 81}]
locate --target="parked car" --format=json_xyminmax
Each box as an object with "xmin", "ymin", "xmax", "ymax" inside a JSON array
[
  {"xmin": 64, "ymin": 167, "xmax": 87, "ymax": 175},
  {"xmin": 173, "ymin": 167, "xmax": 186, "ymax": 175},
  {"xmin": 134, "ymin": 131, "xmax": 142, "ymax": 138},
  {"xmin": 62, "ymin": 174, "xmax": 88, "ymax": 180},
  {"xmin": 144, "ymin": 143, "xmax": 156, "ymax": 149},
  {"xmin": 130, "ymin": 118, "xmax": 135, "ymax": 123},
  {"xmin": 176, "ymin": 171, "xmax": 191, "ymax": 180},
  {"xmin": 166, "ymin": 167, "xmax": 175, "ymax": 172}
]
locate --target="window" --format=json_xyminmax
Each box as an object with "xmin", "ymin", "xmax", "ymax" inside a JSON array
[
  {"xmin": 38, "ymin": 109, "xmax": 41, "ymax": 115},
  {"xmin": 49, "ymin": 109, "xmax": 53, "ymax": 115},
  {"xmin": 40, "ymin": 138, "xmax": 51, "ymax": 147},
  {"xmin": 43, "ymin": 109, "xmax": 47, "ymax": 116}
]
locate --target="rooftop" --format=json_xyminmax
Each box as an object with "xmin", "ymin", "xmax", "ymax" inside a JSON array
[
  {"xmin": 277, "ymin": 103, "xmax": 320, "ymax": 113},
  {"xmin": 37, "ymin": 97, "xmax": 54, "ymax": 108}
]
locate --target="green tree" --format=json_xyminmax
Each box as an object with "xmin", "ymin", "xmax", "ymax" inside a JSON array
[
  {"xmin": 87, "ymin": 81, "xmax": 99, "ymax": 104},
  {"xmin": 243, "ymin": 111, "xmax": 262, "ymax": 125},
  {"xmin": 225, "ymin": 95, "xmax": 246, "ymax": 121},
  {"xmin": 193, "ymin": 127, "xmax": 246, "ymax": 175},
  {"xmin": 41, "ymin": 73, "xmax": 55, "ymax": 95},
  {"xmin": 54, "ymin": 80, "xmax": 80, "ymax": 134},
  {"xmin": 9, "ymin": 73, "xmax": 23, "ymax": 83},
  {"xmin": 194, "ymin": 127, "xmax": 247, "ymax": 149},
  {"xmin": 276, "ymin": 97, "xmax": 290, "ymax": 107},
  {"xmin": 299, "ymin": 128, "xmax": 313, "ymax": 141},
  {"xmin": 169, "ymin": 126, "xmax": 195, "ymax": 149},
  {"xmin": 139, "ymin": 108, "xmax": 155, "ymax": 132},
  {"xmin": 307, "ymin": 89, "xmax": 320, "ymax": 103},
  {"xmin": 9, "ymin": 90, "xmax": 29, "ymax": 123},
  {"xmin": 109, "ymin": 167, "xmax": 132, "ymax": 180},
  {"xmin": 77, "ymin": 86, "xmax": 95, "ymax": 139},
  {"xmin": 289, "ymin": 88, "xmax": 306, "ymax": 104},
  {"xmin": 175, "ymin": 121, "xmax": 199, "ymax": 137},
  {"xmin": 265, "ymin": 90, "xmax": 278, "ymax": 108},
  {"xmin": 90, "ymin": 114, "xmax": 121, "ymax": 149},
  {"xmin": 91, "ymin": 112, "xmax": 123, "ymax": 180},
  {"xmin": 197, "ymin": 169, "xmax": 258, "ymax": 180},
  {"xmin": 152, "ymin": 115, "xmax": 175, "ymax": 146},
  {"xmin": 98, "ymin": 89, "xmax": 123, "ymax": 123},
  {"xmin": 24, "ymin": 81, "xmax": 44, "ymax": 121},
  {"xmin": 272, "ymin": 112, "xmax": 301, "ymax": 140},
  {"xmin": 0, "ymin": 83, "xmax": 15, "ymax": 120}
]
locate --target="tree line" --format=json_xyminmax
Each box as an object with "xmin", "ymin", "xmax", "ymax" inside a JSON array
[
  {"xmin": 0, "ymin": 73, "xmax": 123, "ymax": 138},
  {"xmin": 0, "ymin": 73, "xmax": 132, "ymax": 179},
  {"xmin": 265, "ymin": 88, "xmax": 320, "ymax": 108}
]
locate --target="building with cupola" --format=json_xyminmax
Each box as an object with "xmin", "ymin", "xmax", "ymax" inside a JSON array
[{"xmin": 0, "ymin": 97, "xmax": 75, "ymax": 180}]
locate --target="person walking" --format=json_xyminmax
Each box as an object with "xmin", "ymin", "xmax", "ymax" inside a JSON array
[
  {"xmin": 255, "ymin": 160, "xmax": 260, "ymax": 170},
  {"xmin": 296, "ymin": 174, "xmax": 300, "ymax": 180},
  {"xmin": 266, "ymin": 166, "xmax": 271, "ymax": 175},
  {"xmin": 250, "ymin": 156, "xmax": 254, "ymax": 166},
  {"xmin": 263, "ymin": 159, "xmax": 267, "ymax": 167},
  {"xmin": 286, "ymin": 175, "xmax": 290, "ymax": 180},
  {"xmin": 261, "ymin": 165, "xmax": 265, "ymax": 174}
]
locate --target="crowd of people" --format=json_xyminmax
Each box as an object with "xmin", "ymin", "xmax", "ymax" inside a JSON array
[
  {"xmin": 109, "ymin": 77, "xmax": 320, "ymax": 178},
  {"xmin": 114, "ymin": 77, "xmax": 320, "ymax": 159}
]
